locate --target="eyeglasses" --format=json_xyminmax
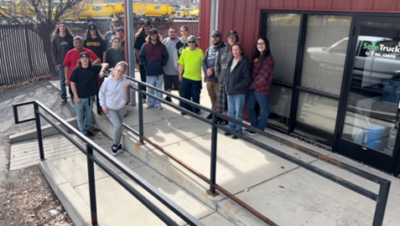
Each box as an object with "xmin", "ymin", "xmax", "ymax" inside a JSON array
[
  {"xmin": 188, "ymin": 41, "xmax": 195, "ymax": 44},
  {"xmin": 116, "ymin": 69, "xmax": 124, "ymax": 73},
  {"xmin": 112, "ymin": 21, "xmax": 119, "ymax": 23},
  {"xmin": 257, "ymin": 43, "xmax": 266, "ymax": 46}
]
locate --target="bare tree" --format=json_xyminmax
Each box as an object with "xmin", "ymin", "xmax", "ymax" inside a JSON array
[{"xmin": 0, "ymin": 0, "xmax": 89, "ymax": 25}]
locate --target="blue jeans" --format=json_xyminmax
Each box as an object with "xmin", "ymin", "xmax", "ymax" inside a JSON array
[
  {"xmin": 227, "ymin": 94, "xmax": 245, "ymax": 133},
  {"xmin": 182, "ymin": 77, "xmax": 202, "ymax": 113},
  {"xmin": 246, "ymin": 90, "xmax": 270, "ymax": 131},
  {"xmin": 58, "ymin": 65, "xmax": 67, "ymax": 100},
  {"xmin": 146, "ymin": 75, "xmax": 163, "ymax": 106},
  {"xmin": 75, "ymin": 96, "xmax": 93, "ymax": 135}
]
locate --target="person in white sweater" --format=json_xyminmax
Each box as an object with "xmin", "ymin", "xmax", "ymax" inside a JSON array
[{"xmin": 99, "ymin": 61, "xmax": 130, "ymax": 155}]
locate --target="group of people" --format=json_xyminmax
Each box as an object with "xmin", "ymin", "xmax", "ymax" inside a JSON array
[{"xmin": 51, "ymin": 18, "xmax": 275, "ymax": 155}]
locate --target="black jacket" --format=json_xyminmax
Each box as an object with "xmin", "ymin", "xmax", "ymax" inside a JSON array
[
  {"xmin": 202, "ymin": 43, "xmax": 225, "ymax": 82},
  {"xmin": 225, "ymin": 57, "xmax": 250, "ymax": 95}
]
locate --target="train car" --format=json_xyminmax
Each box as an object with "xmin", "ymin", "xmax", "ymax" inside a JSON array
[{"xmin": 133, "ymin": 3, "xmax": 173, "ymax": 22}]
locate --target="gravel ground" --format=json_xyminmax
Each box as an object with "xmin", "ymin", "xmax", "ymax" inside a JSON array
[{"xmin": 0, "ymin": 79, "xmax": 76, "ymax": 226}]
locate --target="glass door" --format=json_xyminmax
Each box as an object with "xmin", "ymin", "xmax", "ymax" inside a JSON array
[{"xmin": 338, "ymin": 16, "xmax": 400, "ymax": 173}]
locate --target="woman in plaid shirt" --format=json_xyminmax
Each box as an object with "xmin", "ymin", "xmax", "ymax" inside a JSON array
[{"xmin": 246, "ymin": 37, "xmax": 275, "ymax": 135}]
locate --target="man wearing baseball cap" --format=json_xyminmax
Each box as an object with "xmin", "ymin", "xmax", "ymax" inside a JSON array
[
  {"xmin": 202, "ymin": 30, "xmax": 225, "ymax": 120},
  {"xmin": 178, "ymin": 35, "xmax": 204, "ymax": 115},
  {"xmin": 69, "ymin": 52, "xmax": 109, "ymax": 137},
  {"xmin": 139, "ymin": 28, "xmax": 169, "ymax": 110},
  {"xmin": 63, "ymin": 36, "xmax": 100, "ymax": 102},
  {"xmin": 134, "ymin": 20, "xmax": 153, "ymax": 103}
]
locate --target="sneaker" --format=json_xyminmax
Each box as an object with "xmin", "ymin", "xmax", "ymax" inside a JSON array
[
  {"xmin": 232, "ymin": 135, "xmax": 239, "ymax": 139},
  {"xmin": 116, "ymin": 144, "xmax": 123, "ymax": 154},
  {"xmin": 206, "ymin": 113, "xmax": 213, "ymax": 119},
  {"xmin": 86, "ymin": 131, "xmax": 95, "ymax": 138},
  {"xmin": 156, "ymin": 105, "xmax": 163, "ymax": 110},
  {"xmin": 220, "ymin": 120, "xmax": 228, "ymax": 125},
  {"xmin": 224, "ymin": 132, "xmax": 231, "ymax": 136},
  {"xmin": 181, "ymin": 111, "xmax": 187, "ymax": 115},
  {"xmin": 164, "ymin": 96, "xmax": 172, "ymax": 102},
  {"xmin": 146, "ymin": 104, "xmax": 154, "ymax": 109},
  {"xmin": 111, "ymin": 145, "xmax": 118, "ymax": 156},
  {"xmin": 60, "ymin": 99, "xmax": 67, "ymax": 105},
  {"xmin": 248, "ymin": 131, "xmax": 256, "ymax": 136}
]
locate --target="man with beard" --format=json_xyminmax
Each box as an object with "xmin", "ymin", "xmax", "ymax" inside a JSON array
[
  {"xmin": 162, "ymin": 27, "xmax": 180, "ymax": 102},
  {"xmin": 202, "ymin": 30, "xmax": 225, "ymax": 120},
  {"xmin": 134, "ymin": 20, "xmax": 152, "ymax": 103},
  {"xmin": 64, "ymin": 36, "xmax": 100, "ymax": 102},
  {"xmin": 70, "ymin": 52, "xmax": 108, "ymax": 137},
  {"xmin": 104, "ymin": 17, "xmax": 120, "ymax": 45}
]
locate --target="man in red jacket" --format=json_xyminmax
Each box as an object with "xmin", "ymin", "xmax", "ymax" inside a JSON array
[{"xmin": 64, "ymin": 36, "xmax": 100, "ymax": 102}]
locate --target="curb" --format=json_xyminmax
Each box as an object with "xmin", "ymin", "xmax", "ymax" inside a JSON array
[
  {"xmin": 39, "ymin": 160, "xmax": 105, "ymax": 226},
  {"xmin": 10, "ymin": 117, "xmax": 78, "ymax": 144}
]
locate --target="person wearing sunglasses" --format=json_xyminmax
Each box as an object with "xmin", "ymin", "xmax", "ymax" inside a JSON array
[
  {"xmin": 178, "ymin": 35, "xmax": 204, "ymax": 115},
  {"xmin": 99, "ymin": 61, "xmax": 131, "ymax": 155},
  {"xmin": 245, "ymin": 37, "xmax": 275, "ymax": 135},
  {"xmin": 104, "ymin": 17, "xmax": 121, "ymax": 45}
]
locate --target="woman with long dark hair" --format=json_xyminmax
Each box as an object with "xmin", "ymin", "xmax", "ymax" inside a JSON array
[
  {"xmin": 245, "ymin": 37, "xmax": 275, "ymax": 135},
  {"xmin": 51, "ymin": 22, "xmax": 74, "ymax": 104}
]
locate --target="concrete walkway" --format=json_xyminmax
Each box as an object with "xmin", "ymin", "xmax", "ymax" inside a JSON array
[{"xmin": 12, "ymin": 76, "xmax": 399, "ymax": 225}]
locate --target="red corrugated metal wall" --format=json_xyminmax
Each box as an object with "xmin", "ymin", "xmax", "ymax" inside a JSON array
[
  {"xmin": 198, "ymin": 0, "xmax": 211, "ymax": 51},
  {"xmin": 199, "ymin": 0, "xmax": 400, "ymax": 60}
]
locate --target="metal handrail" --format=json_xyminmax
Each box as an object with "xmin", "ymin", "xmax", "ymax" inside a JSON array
[
  {"xmin": 12, "ymin": 101, "xmax": 203, "ymax": 226},
  {"xmin": 125, "ymin": 76, "xmax": 391, "ymax": 226}
]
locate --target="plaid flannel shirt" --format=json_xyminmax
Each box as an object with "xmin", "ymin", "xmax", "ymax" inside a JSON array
[{"xmin": 249, "ymin": 55, "xmax": 275, "ymax": 95}]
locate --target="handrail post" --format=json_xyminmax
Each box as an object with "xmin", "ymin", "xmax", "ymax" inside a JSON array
[
  {"xmin": 207, "ymin": 113, "xmax": 219, "ymax": 196},
  {"xmin": 372, "ymin": 180, "xmax": 391, "ymax": 226},
  {"xmin": 86, "ymin": 144, "xmax": 98, "ymax": 226},
  {"xmin": 138, "ymin": 83, "xmax": 144, "ymax": 144},
  {"xmin": 34, "ymin": 102, "xmax": 45, "ymax": 160}
]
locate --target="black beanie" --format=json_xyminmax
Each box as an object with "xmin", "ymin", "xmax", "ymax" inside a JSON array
[{"xmin": 227, "ymin": 30, "xmax": 239, "ymax": 42}]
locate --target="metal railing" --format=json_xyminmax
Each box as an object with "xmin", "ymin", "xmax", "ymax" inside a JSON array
[
  {"xmin": 12, "ymin": 101, "xmax": 204, "ymax": 226},
  {"xmin": 125, "ymin": 76, "xmax": 391, "ymax": 226}
]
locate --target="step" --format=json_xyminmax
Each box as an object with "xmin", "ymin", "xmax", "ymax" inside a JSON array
[{"xmin": 13, "ymin": 131, "xmax": 236, "ymax": 225}]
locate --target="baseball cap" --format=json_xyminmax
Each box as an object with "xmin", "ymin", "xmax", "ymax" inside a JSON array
[
  {"xmin": 227, "ymin": 30, "xmax": 239, "ymax": 41},
  {"xmin": 80, "ymin": 52, "xmax": 89, "ymax": 58},
  {"xmin": 88, "ymin": 23, "xmax": 97, "ymax": 30},
  {"xmin": 143, "ymin": 20, "xmax": 151, "ymax": 26},
  {"xmin": 188, "ymin": 35, "xmax": 197, "ymax": 43},
  {"xmin": 116, "ymin": 27, "xmax": 124, "ymax": 32},
  {"xmin": 149, "ymin": 28, "xmax": 158, "ymax": 35},
  {"xmin": 211, "ymin": 30, "xmax": 221, "ymax": 37}
]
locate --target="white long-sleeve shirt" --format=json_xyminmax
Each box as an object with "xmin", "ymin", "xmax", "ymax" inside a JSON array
[{"xmin": 99, "ymin": 76, "xmax": 129, "ymax": 111}]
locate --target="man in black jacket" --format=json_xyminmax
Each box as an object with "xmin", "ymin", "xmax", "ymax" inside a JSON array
[
  {"xmin": 51, "ymin": 22, "xmax": 74, "ymax": 105},
  {"xmin": 202, "ymin": 30, "xmax": 225, "ymax": 119}
]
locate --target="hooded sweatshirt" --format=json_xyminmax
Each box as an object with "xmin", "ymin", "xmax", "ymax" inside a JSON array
[
  {"xmin": 99, "ymin": 76, "xmax": 129, "ymax": 111},
  {"xmin": 139, "ymin": 41, "xmax": 169, "ymax": 76},
  {"xmin": 51, "ymin": 34, "xmax": 74, "ymax": 65},
  {"xmin": 202, "ymin": 42, "xmax": 225, "ymax": 82}
]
